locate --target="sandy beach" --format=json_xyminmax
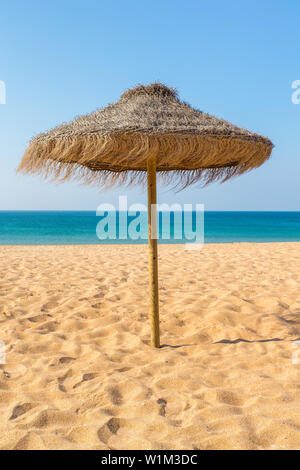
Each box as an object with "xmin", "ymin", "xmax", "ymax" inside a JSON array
[{"xmin": 0, "ymin": 242, "xmax": 299, "ymax": 450}]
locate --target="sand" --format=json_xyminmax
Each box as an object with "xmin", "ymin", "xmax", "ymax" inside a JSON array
[{"xmin": 0, "ymin": 242, "xmax": 299, "ymax": 450}]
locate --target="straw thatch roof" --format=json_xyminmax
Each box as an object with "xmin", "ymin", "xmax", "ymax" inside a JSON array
[{"xmin": 18, "ymin": 83, "xmax": 273, "ymax": 189}]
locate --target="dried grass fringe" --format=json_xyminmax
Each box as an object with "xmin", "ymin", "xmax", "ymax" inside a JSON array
[{"xmin": 18, "ymin": 132, "xmax": 272, "ymax": 191}]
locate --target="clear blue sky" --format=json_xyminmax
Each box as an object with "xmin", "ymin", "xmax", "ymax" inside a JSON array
[{"xmin": 0, "ymin": 0, "xmax": 299, "ymax": 210}]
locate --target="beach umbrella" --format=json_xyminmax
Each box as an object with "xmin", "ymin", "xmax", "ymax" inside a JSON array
[{"xmin": 18, "ymin": 83, "xmax": 273, "ymax": 348}]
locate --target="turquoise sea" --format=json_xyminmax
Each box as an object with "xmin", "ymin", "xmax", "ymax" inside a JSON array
[{"xmin": 0, "ymin": 211, "xmax": 300, "ymax": 245}]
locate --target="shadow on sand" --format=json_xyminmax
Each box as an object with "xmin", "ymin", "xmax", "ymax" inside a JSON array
[
  {"xmin": 213, "ymin": 337, "xmax": 283, "ymax": 344},
  {"xmin": 160, "ymin": 343, "xmax": 196, "ymax": 349},
  {"xmin": 160, "ymin": 336, "xmax": 299, "ymax": 348}
]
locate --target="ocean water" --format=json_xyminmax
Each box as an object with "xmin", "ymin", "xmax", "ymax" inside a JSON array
[{"xmin": 0, "ymin": 211, "xmax": 300, "ymax": 245}]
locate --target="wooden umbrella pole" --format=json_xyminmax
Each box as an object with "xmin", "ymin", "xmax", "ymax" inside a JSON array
[{"xmin": 147, "ymin": 155, "xmax": 160, "ymax": 348}]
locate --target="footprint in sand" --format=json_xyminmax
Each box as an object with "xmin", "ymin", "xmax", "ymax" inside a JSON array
[
  {"xmin": 10, "ymin": 403, "xmax": 34, "ymax": 420},
  {"xmin": 36, "ymin": 321, "xmax": 58, "ymax": 334},
  {"xmin": 108, "ymin": 387, "xmax": 123, "ymax": 406},
  {"xmin": 59, "ymin": 357, "xmax": 76, "ymax": 364},
  {"xmin": 73, "ymin": 373, "xmax": 98, "ymax": 389},
  {"xmin": 97, "ymin": 418, "xmax": 121, "ymax": 445},
  {"xmin": 28, "ymin": 314, "xmax": 51, "ymax": 323},
  {"xmin": 40, "ymin": 301, "xmax": 58, "ymax": 312},
  {"xmin": 157, "ymin": 398, "xmax": 167, "ymax": 417}
]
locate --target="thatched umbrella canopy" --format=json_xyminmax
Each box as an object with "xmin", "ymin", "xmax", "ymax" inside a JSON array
[{"xmin": 18, "ymin": 83, "xmax": 273, "ymax": 347}]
